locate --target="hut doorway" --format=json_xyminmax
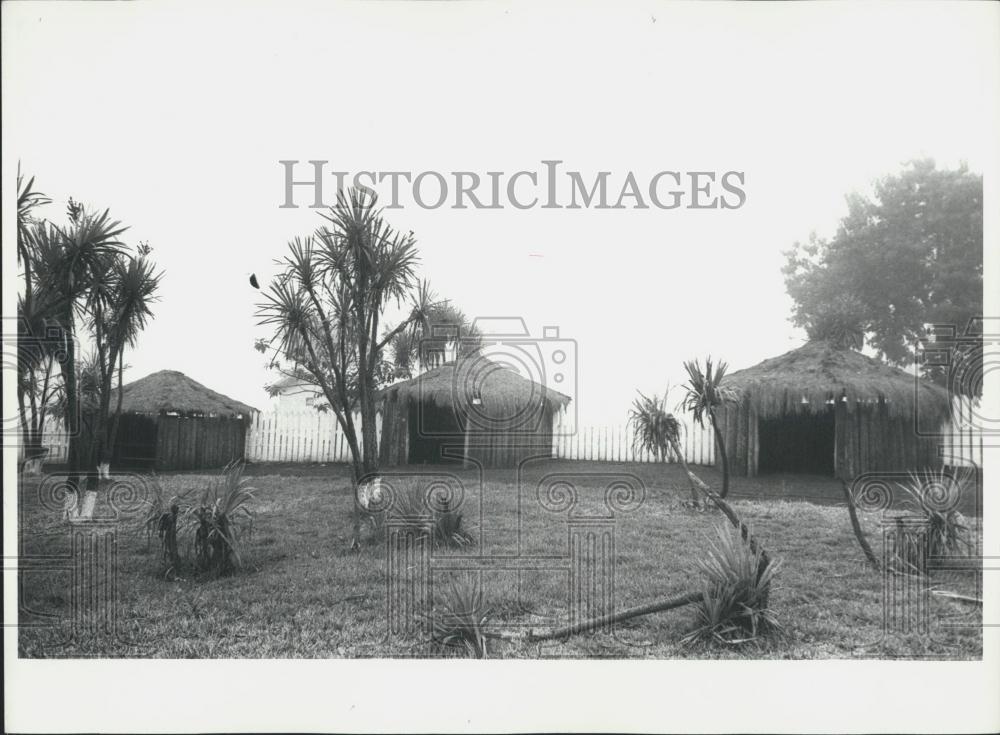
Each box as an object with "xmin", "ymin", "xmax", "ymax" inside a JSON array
[
  {"xmin": 758, "ymin": 409, "xmax": 835, "ymax": 476},
  {"xmin": 407, "ymin": 402, "xmax": 463, "ymax": 464},
  {"xmin": 112, "ymin": 414, "xmax": 159, "ymax": 469}
]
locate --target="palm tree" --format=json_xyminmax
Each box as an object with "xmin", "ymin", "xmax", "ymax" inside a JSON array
[
  {"xmin": 257, "ymin": 188, "xmax": 439, "ymax": 546},
  {"xmin": 31, "ymin": 208, "xmax": 127, "ymax": 494},
  {"xmin": 628, "ymin": 391, "xmax": 700, "ymax": 506},
  {"xmin": 90, "ymin": 250, "xmax": 163, "ymax": 477},
  {"xmin": 680, "ymin": 357, "xmax": 738, "ymax": 498},
  {"xmin": 16, "ymin": 169, "xmax": 55, "ymax": 467}
]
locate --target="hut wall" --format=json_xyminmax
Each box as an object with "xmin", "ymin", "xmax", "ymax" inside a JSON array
[
  {"xmin": 380, "ymin": 396, "xmax": 558, "ymax": 469},
  {"xmin": 715, "ymin": 404, "xmax": 757, "ymax": 479},
  {"xmin": 463, "ymin": 405, "xmax": 555, "ymax": 468},
  {"xmin": 721, "ymin": 401, "xmax": 942, "ymax": 480},
  {"xmin": 832, "ymin": 403, "xmax": 942, "ymax": 480},
  {"xmin": 154, "ymin": 415, "xmax": 247, "ymax": 471},
  {"xmin": 378, "ymin": 395, "xmax": 409, "ymax": 466}
]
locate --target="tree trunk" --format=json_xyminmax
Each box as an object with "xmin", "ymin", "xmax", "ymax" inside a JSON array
[
  {"xmin": 840, "ymin": 480, "xmax": 880, "ymax": 570},
  {"xmin": 668, "ymin": 436, "xmax": 771, "ymax": 583},
  {"xmin": 710, "ymin": 410, "xmax": 730, "ymax": 499},
  {"xmin": 60, "ymin": 312, "xmax": 81, "ymax": 495},
  {"xmin": 106, "ymin": 349, "xmax": 126, "ymax": 474}
]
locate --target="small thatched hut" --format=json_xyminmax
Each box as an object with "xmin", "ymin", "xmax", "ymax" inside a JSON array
[
  {"xmin": 716, "ymin": 340, "xmax": 951, "ymax": 479},
  {"xmin": 378, "ymin": 361, "xmax": 571, "ymax": 468},
  {"xmin": 109, "ymin": 370, "xmax": 256, "ymax": 471}
]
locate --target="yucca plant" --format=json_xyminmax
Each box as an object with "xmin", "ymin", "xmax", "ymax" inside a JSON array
[
  {"xmin": 893, "ymin": 468, "xmax": 974, "ymax": 571},
  {"xmin": 680, "ymin": 358, "xmax": 739, "ymax": 498},
  {"xmin": 683, "ymin": 523, "xmax": 781, "ymax": 646},
  {"xmin": 629, "ymin": 391, "xmax": 679, "ymax": 463},
  {"xmin": 187, "ymin": 461, "xmax": 256, "ymax": 576},
  {"xmin": 422, "ymin": 575, "xmax": 496, "ymax": 658},
  {"xmin": 628, "ymin": 390, "xmax": 704, "ymax": 506},
  {"xmin": 382, "ymin": 484, "xmax": 475, "ymax": 549},
  {"xmin": 138, "ymin": 476, "xmax": 195, "ymax": 577}
]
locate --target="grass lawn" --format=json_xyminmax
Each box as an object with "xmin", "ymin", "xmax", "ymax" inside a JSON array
[{"xmin": 18, "ymin": 460, "xmax": 983, "ymax": 658}]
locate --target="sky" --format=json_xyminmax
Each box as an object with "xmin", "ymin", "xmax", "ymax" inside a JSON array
[{"xmin": 3, "ymin": 1, "xmax": 997, "ymax": 426}]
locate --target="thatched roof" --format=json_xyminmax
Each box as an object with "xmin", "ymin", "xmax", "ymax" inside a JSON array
[
  {"xmin": 380, "ymin": 361, "xmax": 571, "ymax": 416},
  {"xmin": 721, "ymin": 340, "xmax": 950, "ymax": 422},
  {"xmin": 111, "ymin": 370, "xmax": 257, "ymax": 418}
]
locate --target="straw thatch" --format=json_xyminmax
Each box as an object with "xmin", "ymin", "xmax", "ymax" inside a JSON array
[
  {"xmin": 111, "ymin": 369, "xmax": 257, "ymax": 418},
  {"xmin": 722, "ymin": 340, "xmax": 951, "ymax": 424},
  {"xmin": 380, "ymin": 360, "xmax": 571, "ymax": 416}
]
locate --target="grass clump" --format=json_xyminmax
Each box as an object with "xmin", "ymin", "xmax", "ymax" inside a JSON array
[
  {"xmin": 422, "ymin": 575, "xmax": 496, "ymax": 658},
  {"xmin": 683, "ymin": 522, "xmax": 781, "ymax": 646}
]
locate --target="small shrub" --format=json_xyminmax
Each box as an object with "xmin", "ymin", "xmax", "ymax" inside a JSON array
[
  {"xmin": 422, "ymin": 575, "xmax": 496, "ymax": 658},
  {"xmin": 683, "ymin": 523, "xmax": 781, "ymax": 646},
  {"xmin": 379, "ymin": 483, "xmax": 474, "ymax": 549},
  {"xmin": 894, "ymin": 468, "xmax": 974, "ymax": 566},
  {"xmin": 139, "ymin": 475, "xmax": 192, "ymax": 577},
  {"xmin": 186, "ymin": 461, "xmax": 256, "ymax": 577}
]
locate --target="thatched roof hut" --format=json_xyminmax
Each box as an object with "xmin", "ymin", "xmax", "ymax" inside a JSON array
[
  {"xmin": 379, "ymin": 361, "xmax": 571, "ymax": 468},
  {"xmin": 108, "ymin": 370, "xmax": 256, "ymax": 471},
  {"xmin": 112, "ymin": 369, "xmax": 256, "ymax": 418},
  {"xmin": 717, "ymin": 341, "xmax": 950, "ymax": 479}
]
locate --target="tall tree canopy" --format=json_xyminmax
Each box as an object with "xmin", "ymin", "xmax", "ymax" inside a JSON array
[{"xmin": 783, "ymin": 159, "xmax": 983, "ymax": 393}]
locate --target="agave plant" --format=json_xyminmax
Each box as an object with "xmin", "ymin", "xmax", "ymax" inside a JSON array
[
  {"xmin": 894, "ymin": 468, "xmax": 974, "ymax": 568},
  {"xmin": 683, "ymin": 523, "xmax": 781, "ymax": 646},
  {"xmin": 383, "ymin": 483, "xmax": 475, "ymax": 549},
  {"xmin": 423, "ymin": 575, "xmax": 496, "ymax": 658},
  {"xmin": 187, "ymin": 461, "xmax": 256, "ymax": 576},
  {"xmin": 680, "ymin": 358, "xmax": 739, "ymax": 498}
]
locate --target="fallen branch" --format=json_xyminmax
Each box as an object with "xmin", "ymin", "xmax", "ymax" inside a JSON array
[
  {"xmin": 527, "ymin": 441, "xmax": 775, "ymax": 643},
  {"xmin": 528, "ymin": 590, "xmax": 702, "ymax": 642},
  {"xmin": 840, "ymin": 480, "xmax": 880, "ymax": 571}
]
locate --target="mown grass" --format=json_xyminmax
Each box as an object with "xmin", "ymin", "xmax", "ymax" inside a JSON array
[{"xmin": 17, "ymin": 460, "xmax": 982, "ymax": 658}]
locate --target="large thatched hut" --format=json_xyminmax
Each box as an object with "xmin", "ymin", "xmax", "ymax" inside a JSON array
[
  {"xmin": 378, "ymin": 361, "xmax": 571, "ymax": 468},
  {"xmin": 109, "ymin": 369, "xmax": 256, "ymax": 471},
  {"xmin": 716, "ymin": 340, "xmax": 951, "ymax": 479}
]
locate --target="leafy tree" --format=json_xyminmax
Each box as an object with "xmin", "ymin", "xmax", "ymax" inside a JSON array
[
  {"xmin": 86, "ymin": 247, "xmax": 163, "ymax": 480},
  {"xmin": 783, "ymin": 159, "xmax": 983, "ymax": 394},
  {"xmin": 256, "ymin": 189, "xmax": 441, "ymax": 507},
  {"xmin": 16, "ymin": 169, "xmax": 57, "ymax": 465},
  {"xmin": 30, "ymin": 205, "xmax": 128, "ymax": 493},
  {"xmin": 680, "ymin": 358, "xmax": 738, "ymax": 498},
  {"xmin": 389, "ymin": 296, "xmax": 482, "ymax": 379}
]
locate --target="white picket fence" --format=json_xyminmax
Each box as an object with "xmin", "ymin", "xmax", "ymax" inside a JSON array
[
  {"xmin": 242, "ymin": 407, "xmax": 717, "ymax": 466},
  {"xmin": 245, "ymin": 409, "xmax": 381, "ymax": 463},
  {"xmin": 552, "ymin": 411, "xmax": 716, "ymax": 465},
  {"xmin": 20, "ymin": 395, "xmax": 988, "ymax": 470}
]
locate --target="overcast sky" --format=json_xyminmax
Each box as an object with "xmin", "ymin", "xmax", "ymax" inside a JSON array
[{"xmin": 3, "ymin": 1, "xmax": 997, "ymax": 425}]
